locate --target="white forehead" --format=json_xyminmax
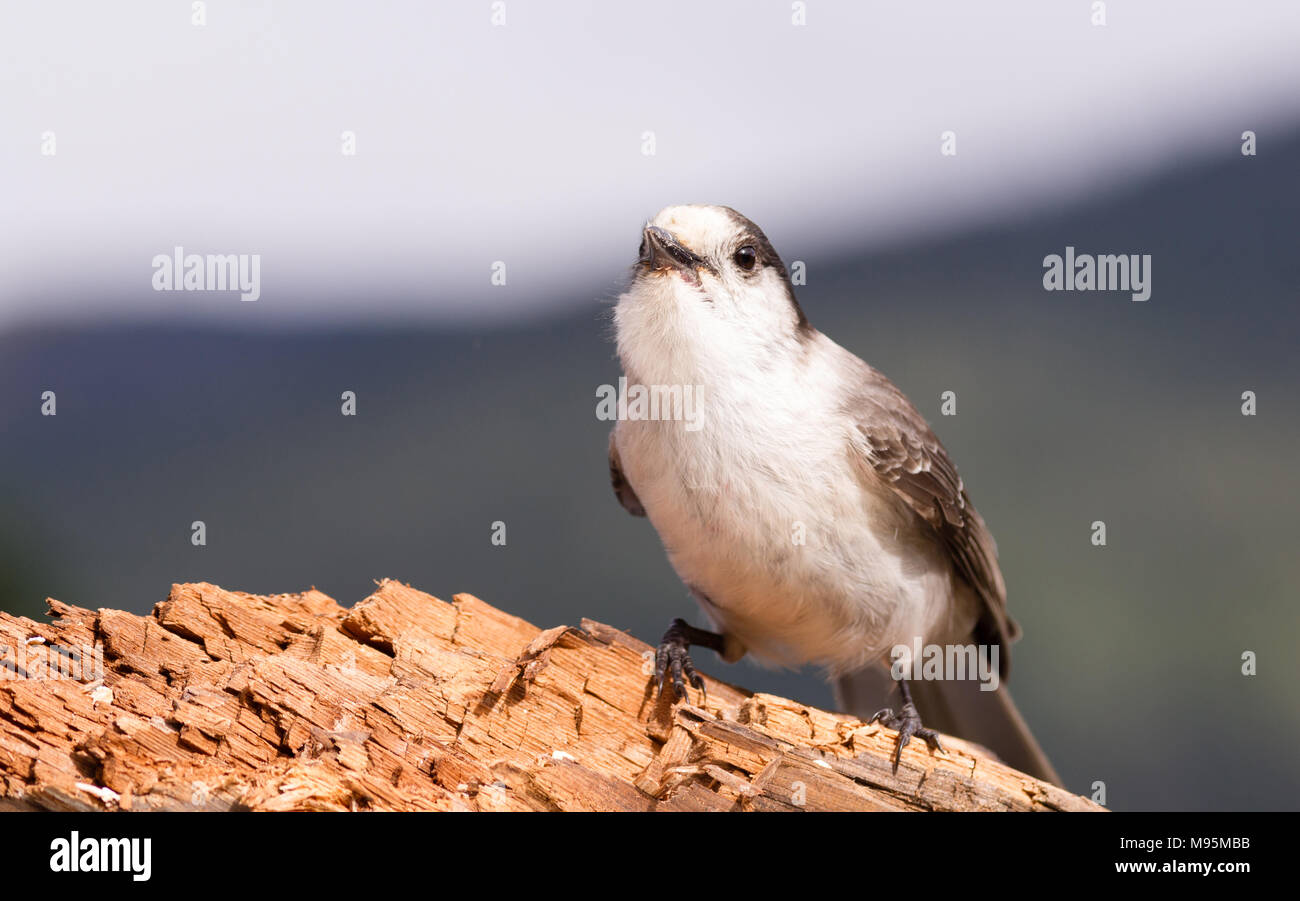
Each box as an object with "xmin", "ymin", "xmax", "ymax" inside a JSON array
[{"xmin": 650, "ymin": 204, "xmax": 740, "ymax": 254}]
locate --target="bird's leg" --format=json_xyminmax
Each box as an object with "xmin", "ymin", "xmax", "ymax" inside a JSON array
[
  {"xmin": 869, "ymin": 678, "xmax": 945, "ymax": 773},
  {"xmin": 654, "ymin": 618, "xmax": 724, "ymax": 702}
]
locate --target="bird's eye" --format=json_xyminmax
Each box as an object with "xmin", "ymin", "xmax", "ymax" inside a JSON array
[{"xmin": 733, "ymin": 245, "xmax": 758, "ymax": 271}]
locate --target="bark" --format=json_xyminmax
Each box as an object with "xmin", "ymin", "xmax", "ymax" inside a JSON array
[{"xmin": 0, "ymin": 581, "xmax": 1101, "ymax": 811}]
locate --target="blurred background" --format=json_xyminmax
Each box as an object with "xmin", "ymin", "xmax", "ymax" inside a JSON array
[{"xmin": 2, "ymin": 1, "xmax": 1298, "ymax": 810}]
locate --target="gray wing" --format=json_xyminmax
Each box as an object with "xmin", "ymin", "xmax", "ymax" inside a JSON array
[
  {"xmin": 847, "ymin": 369, "xmax": 1019, "ymax": 677},
  {"xmin": 608, "ymin": 428, "xmax": 646, "ymax": 517}
]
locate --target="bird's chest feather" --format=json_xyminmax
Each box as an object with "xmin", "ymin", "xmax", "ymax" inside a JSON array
[
  {"xmin": 620, "ymin": 382, "xmax": 842, "ymax": 554},
  {"xmin": 619, "ymin": 386, "xmax": 922, "ymax": 667}
]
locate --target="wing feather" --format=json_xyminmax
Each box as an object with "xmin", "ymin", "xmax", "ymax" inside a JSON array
[
  {"xmin": 608, "ymin": 428, "xmax": 646, "ymax": 517},
  {"xmin": 848, "ymin": 373, "xmax": 1019, "ymax": 676}
]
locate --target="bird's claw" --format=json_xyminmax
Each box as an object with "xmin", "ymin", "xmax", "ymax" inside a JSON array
[
  {"xmin": 868, "ymin": 701, "xmax": 944, "ymax": 773},
  {"xmin": 654, "ymin": 619, "xmax": 707, "ymax": 703}
]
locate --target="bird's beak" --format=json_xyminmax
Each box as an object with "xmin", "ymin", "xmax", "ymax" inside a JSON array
[{"xmin": 640, "ymin": 225, "xmax": 705, "ymax": 282}]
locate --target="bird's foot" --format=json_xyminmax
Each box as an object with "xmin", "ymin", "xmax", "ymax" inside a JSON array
[
  {"xmin": 868, "ymin": 701, "xmax": 945, "ymax": 773},
  {"xmin": 654, "ymin": 618, "xmax": 707, "ymax": 703}
]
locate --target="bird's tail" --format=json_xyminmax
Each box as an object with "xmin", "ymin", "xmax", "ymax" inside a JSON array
[{"xmin": 833, "ymin": 666, "xmax": 1062, "ymax": 787}]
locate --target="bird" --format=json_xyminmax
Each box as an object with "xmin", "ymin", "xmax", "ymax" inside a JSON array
[{"xmin": 607, "ymin": 203, "xmax": 1061, "ymax": 786}]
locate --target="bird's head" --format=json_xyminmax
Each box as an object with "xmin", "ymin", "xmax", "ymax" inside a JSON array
[{"xmin": 615, "ymin": 204, "xmax": 810, "ymax": 382}]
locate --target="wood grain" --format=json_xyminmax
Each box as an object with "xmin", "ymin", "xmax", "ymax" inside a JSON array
[{"xmin": 0, "ymin": 581, "xmax": 1101, "ymax": 811}]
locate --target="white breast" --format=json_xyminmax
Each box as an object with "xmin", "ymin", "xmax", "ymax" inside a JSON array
[{"xmin": 615, "ymin": 335, "xmax": 974, "ymax": 677}]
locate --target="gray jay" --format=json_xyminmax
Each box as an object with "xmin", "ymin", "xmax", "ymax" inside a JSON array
[{"xmin": 608, "ymin": 203, "xmax": 1061, "ymax": 786}]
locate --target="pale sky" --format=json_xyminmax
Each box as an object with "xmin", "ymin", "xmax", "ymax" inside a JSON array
[{"xmin": 3, "ymin": 0, "xmax": 1298, "ymax": 329}]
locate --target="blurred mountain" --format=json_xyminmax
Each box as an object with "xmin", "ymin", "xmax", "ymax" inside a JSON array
[{"xmin": 1, "ymin": 131, "xmax": 1297, "ymax": 810}]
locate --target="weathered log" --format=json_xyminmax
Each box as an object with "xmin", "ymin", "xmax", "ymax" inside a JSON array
[{"xmin": 0, "ymin": 581, "xmax": 1100, "ymax": 811}]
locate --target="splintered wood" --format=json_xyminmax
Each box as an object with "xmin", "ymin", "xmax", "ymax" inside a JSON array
[{"xmin": 0, "ymin": 581, "xmax": 1100, "ymax": 811}]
